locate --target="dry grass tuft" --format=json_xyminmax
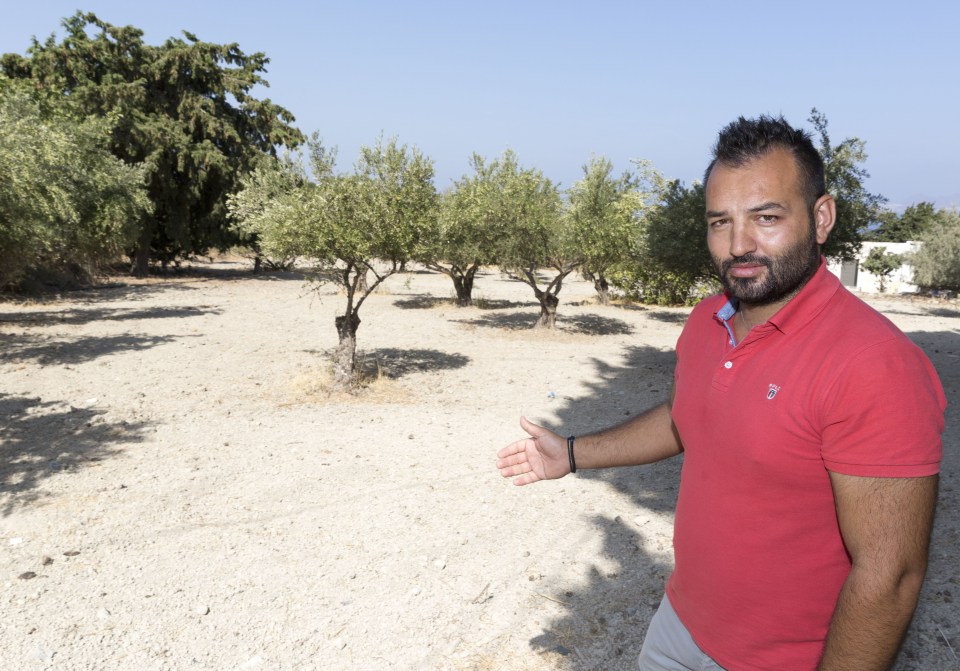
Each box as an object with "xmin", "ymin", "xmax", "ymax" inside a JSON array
[{"xmin": 286, "ymin": 361, "xmax": 415, "ymax": 405}]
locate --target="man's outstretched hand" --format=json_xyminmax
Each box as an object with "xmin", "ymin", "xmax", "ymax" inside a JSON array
[{"xmin": 496, "ymin": 417, "xmax": 570, "ymax": 486}]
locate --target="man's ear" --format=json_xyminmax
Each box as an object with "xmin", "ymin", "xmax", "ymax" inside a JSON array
[{"xmin": 813, "ymin": 194, "xmax": 836, "ymax": 245}]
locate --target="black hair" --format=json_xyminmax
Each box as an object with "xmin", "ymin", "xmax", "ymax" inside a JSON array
[{"xmin": 703, "ymin": 115, "xmax": 826, "ymax": 208}]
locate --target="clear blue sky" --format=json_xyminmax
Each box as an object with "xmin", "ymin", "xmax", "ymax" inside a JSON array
[{"xmin": 4, "ymin": 1, "xmax": 959, "ymax": 211}]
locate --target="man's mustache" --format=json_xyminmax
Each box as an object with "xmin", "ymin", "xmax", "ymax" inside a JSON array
[{"xmin": 721, "ymin": 254, "xmax": 772, "ymax": 275}]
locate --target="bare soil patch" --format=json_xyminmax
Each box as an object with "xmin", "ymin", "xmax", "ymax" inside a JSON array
[{"xmin": 1, "ymin": 261, "xmax": 958, "ymax": 670}]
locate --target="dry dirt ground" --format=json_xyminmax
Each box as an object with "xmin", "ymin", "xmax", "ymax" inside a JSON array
[{"xmin": 1, "ymin": 259, "xmax": 958, "ymax": 671}]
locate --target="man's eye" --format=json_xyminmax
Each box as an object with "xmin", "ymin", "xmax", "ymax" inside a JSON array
[
  {"xmin": 758, "ymin": 215, "xmax": 778, "ymax": 224},
  {"xmin": 709, "ymin": 219, "xmax": 728, "ymax": 228}
]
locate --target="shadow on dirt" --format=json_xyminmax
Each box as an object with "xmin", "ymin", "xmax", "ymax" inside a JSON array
[
  {"xmin": 521, "ymin": 330, "xmax": 960, "ymax": 669},
  {"xmin": 391, "ymin": 295, "xmax": 451, "ymax": 310},
  {"xmin": 391, "ymin": 295, "xmax": 529, "ymax": 311},
  {"xmin": 0, "ymin": 305, "xmax": 221, "ymax": 327},
  {"xmin": 642, "ymin": 310, "xmax": 690, "ymax": 324},
  {"xmin": 0, "ymin": 393, "xmax": 148, "ymax": 516},
  {"xmin": 0, "ymin": 333, "xmax": 183, "ymax": 366},
  {"xmin": 455, "ymin": 311, "xmax": 633, "ymax": 335},
  {"xmin": 517, "ymin": 344, "xmax": 679, "ymax": 667},
  {"xmin": 357, "ymin": 347, "xmax": 471, "ymax": 379}
]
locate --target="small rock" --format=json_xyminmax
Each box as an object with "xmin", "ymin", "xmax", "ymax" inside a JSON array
[
  {"xmin": 408, "ymin": 587, "xmax": 421, "ymax": 597},
  {"xmin": 237, "ymin": 657, "xmax": 263, "ymax": 670},
  {"xmin": 42, "ymin": 557, "xmax": 53, "ymax": 566},
  {"xmin": 433, "ymin": 559, "xmax": 446, "ymax": 570},
  {"xmin": 195, "ymin": 604, "xmax": 210, "ymax": 616},
  {"xmin": 97, "ymin": 608, "xmax": 111, "ymax": 620},
  {"xmin": 29, "ymin": 647, "xmax": 55, "ymax": 663},
  {"xmin": 18, "ymin": 572, "xmax": 37, "ymax": 580},
  {"xmin": 63, "ymin": 551, "xmax": 80, "ymax": 557}
]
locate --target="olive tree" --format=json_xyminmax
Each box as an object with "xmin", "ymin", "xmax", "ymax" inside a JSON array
[
  {"xmin": 418, "ymin": 154, "xmax": 506, "ymax": 307},
  {"xmin": 0, "ymin": 81, "xmax": 149, "ymax": 289},
  {"xmin": 230, "ymin": 137, "xmax": 437, "ymax": 388},
  {"xmin": 910, "ymin": 209, "xmax": 960, "ymax": 292},
  {"xmin": 482, "ymin": 151, "xmax": 572, "ymax": 328},
  {"xmin": 566, "ymin": 157, "xmax": 652, "ymax": 304}
]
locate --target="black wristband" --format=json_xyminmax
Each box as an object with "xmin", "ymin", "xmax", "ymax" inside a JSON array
[{"xmin": 567, "ymin": 435, "xmax": 577, "ymax": 474}]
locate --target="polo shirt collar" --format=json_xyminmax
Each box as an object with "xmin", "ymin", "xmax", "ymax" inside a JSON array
[{"xmin": 713, "ymin": 257, "xmax": 841, "ymax": 335}]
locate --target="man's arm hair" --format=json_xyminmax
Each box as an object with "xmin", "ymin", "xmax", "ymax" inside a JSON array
[{"xmin": 818, "ymin": 473, "xmax": 938, "ymax": 671}]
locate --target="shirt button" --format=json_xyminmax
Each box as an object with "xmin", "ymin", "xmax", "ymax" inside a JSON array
[{"xmin": 724, "ymin": 361, "xmax": 733, "ymax": 369}]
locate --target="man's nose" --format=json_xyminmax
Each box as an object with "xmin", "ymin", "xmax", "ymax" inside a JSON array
[{"xmin": 729, "ymin": 222, "xmax": 757, "ymax": 258}]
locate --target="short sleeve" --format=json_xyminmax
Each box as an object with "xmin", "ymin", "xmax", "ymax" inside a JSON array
[{"xmin": 819, "ymin": 338, "xmax": 945, "ymax": 477}]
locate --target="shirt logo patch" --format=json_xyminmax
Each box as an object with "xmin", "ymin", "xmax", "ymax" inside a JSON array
[{"xmin": 767, "ymin": 384, "xmax": 781, "ymax": 400}]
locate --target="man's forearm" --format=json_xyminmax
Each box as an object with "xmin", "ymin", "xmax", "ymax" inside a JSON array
[
  {"xmin": 574, "ymin": 402, "xmax": 683, "ymax": 470},
  {"xmin": 817, "ymin": 567, "xmax": 925, "ymax": 671}
]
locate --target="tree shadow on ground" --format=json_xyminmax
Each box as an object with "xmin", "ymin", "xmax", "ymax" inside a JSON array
[
  {"xmin": 0, "ymin": 393, "xmax": 148, "ymax": 516},
  {"xmin": 455, "ymin": 312, "xmax": 633, "ymax": 335},
  {"xmin": 0, "ymin": 304, "xmax": 221, "ymax": 327},
  {"xmin": 0, "ymin": 333, "xmax": 183, "ymax": 366},
  {"xmin": 356, "ymin": 348, "xmax": 470, "ymax": 379},
  {"xmin": 391, "ymin": 295, "xmax": 449, "ymax": 310},
  {"xmin": 391, "ymin": 295, "xmax": 528, "ymax": 311},
  {"xmin": 899, "ymin": 329, "xmax": 960, "ymax": 669},
  {"xmin": 521, "ymin": 331, "xmax": 960, "ymax": 670},
  {"xmin": 519, "ymin": 345, "xmax": 680, "ymax": 668},
  {"xmin": 564, "ymin": 315, "xmax": 634, "ymax": 336},
  {"xmin": 882, "ymin": 307, "xmax": 960, "ymax": 319},
  {"xmin": 643, "ymin": 310, "xmax": 690, "ymax": 324}
]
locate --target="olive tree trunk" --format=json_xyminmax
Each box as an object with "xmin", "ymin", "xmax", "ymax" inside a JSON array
[{"xmin": 332, "ymin": 312, "xmax": 361, "ymax": 390}]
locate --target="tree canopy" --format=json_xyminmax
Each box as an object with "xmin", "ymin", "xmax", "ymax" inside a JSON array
[
  {"xmin": 229, "ymin": 136, "xmax": 437, "ymax": 388},
  {"xmin": 808, "ymin": 108, "xmax": 885, "ymax": 261},
  {"xmin": 1, "ymin": 11, "xmax": 305, "ymax": 275},
  {"xmin": 867, "ymin": 202, "xmax": 937, "ymax": 242},
  {"xmin": 566, "ymin": 157, "xmax": 650, "ymax": 304},
  {"xmin": 910, "ymin": 209, "xmax": 960, "ymax": 292},
  {"xmin": 474, "ymin": 151, "xmax": 570, "ymax": 327},
  {"xmin": 0, "ymin": 79, "xmax": 150, "ymax": 289}
]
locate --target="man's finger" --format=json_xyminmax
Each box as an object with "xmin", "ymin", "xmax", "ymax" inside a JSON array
[
  {"xmin": 496, "ymin": 451, "xmax": 528, "ymax": 469},
  {"xmin": 499, "ymin": 462, "xmax": 532, "ymax": 478},
  {"xmin": 519, "ymin": 415, "xmax": 543, "ymax": 437}
]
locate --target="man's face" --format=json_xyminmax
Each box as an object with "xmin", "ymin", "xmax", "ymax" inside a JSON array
[{"xmin": 705, "ymin": 148, "xmax": 825, "ymax": 307}]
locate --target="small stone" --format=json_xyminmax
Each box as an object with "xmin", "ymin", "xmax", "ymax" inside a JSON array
[
  {"xmin": 18, "ymin": 572, "xmax": 37, "ymax": 580},
  {"xmin": 29, "ymin": 647, "xmax": 55, "ymax": 663},
  {"xmin": 63, "ymin": 551, "xmax": 80, "ymax": 557},
  {"xmin": 97, "ymin": 608, "xmax": 111, "ymax": 620},
  {"xmin": 408, "ymin": 587, "xmax": 421, "ymax": 597},
  {"xmin": 195, "ymin": 604, "xmax": 210, "ymax": 616},
  {"xmin": 433, "ymin": 559, "xmax": 446, "ymax": 570},
  {"xmin": 42, "ymin": 557, "xmax": 53, "ymax": 566},
  {"xmin": 237, "ymin": 657, "xmax": 263, "ymax": 670}
]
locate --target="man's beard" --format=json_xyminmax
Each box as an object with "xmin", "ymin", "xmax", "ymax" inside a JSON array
[{"xmin": 713, "ymin": 225, "xmax": 821, "ymax": 307}]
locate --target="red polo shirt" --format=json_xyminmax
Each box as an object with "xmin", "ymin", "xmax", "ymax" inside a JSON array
[{"xmin": 666, "ymin": 261, "xmax": 945, "ymax": 671}]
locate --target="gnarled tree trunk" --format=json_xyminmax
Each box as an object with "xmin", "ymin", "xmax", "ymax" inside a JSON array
[
  {"xmin": 131, "ymin": 225, "xmax": 153, "ymax": 278},
  {"xmin": 332, "ymin": 312, "xmax": 361, "ymax": 390},
  {"xmin": 594, "ymin": 274, "xmax": 610, "ymax": 305},
  {"xmin": 535, "ymin": 292, "xmax": 559, "ymax": 329},
  {"xmin": 452, "ymin": 267, "xmax": 477, "ymax": 307}
]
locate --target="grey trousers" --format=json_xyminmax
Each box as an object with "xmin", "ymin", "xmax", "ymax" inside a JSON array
[{"xmin": 638, "ymin": 595, "xmax": 728, "ymax": 671}]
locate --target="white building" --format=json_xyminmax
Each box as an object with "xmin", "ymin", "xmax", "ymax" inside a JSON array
[{"xmin": 827, "ymin": 241, "xmax": 922, "ymax": 294}]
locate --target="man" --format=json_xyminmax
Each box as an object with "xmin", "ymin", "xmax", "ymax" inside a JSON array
[{"xmin": 496, "ymin": 115, "xmax": 946, "ymax": 671}]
